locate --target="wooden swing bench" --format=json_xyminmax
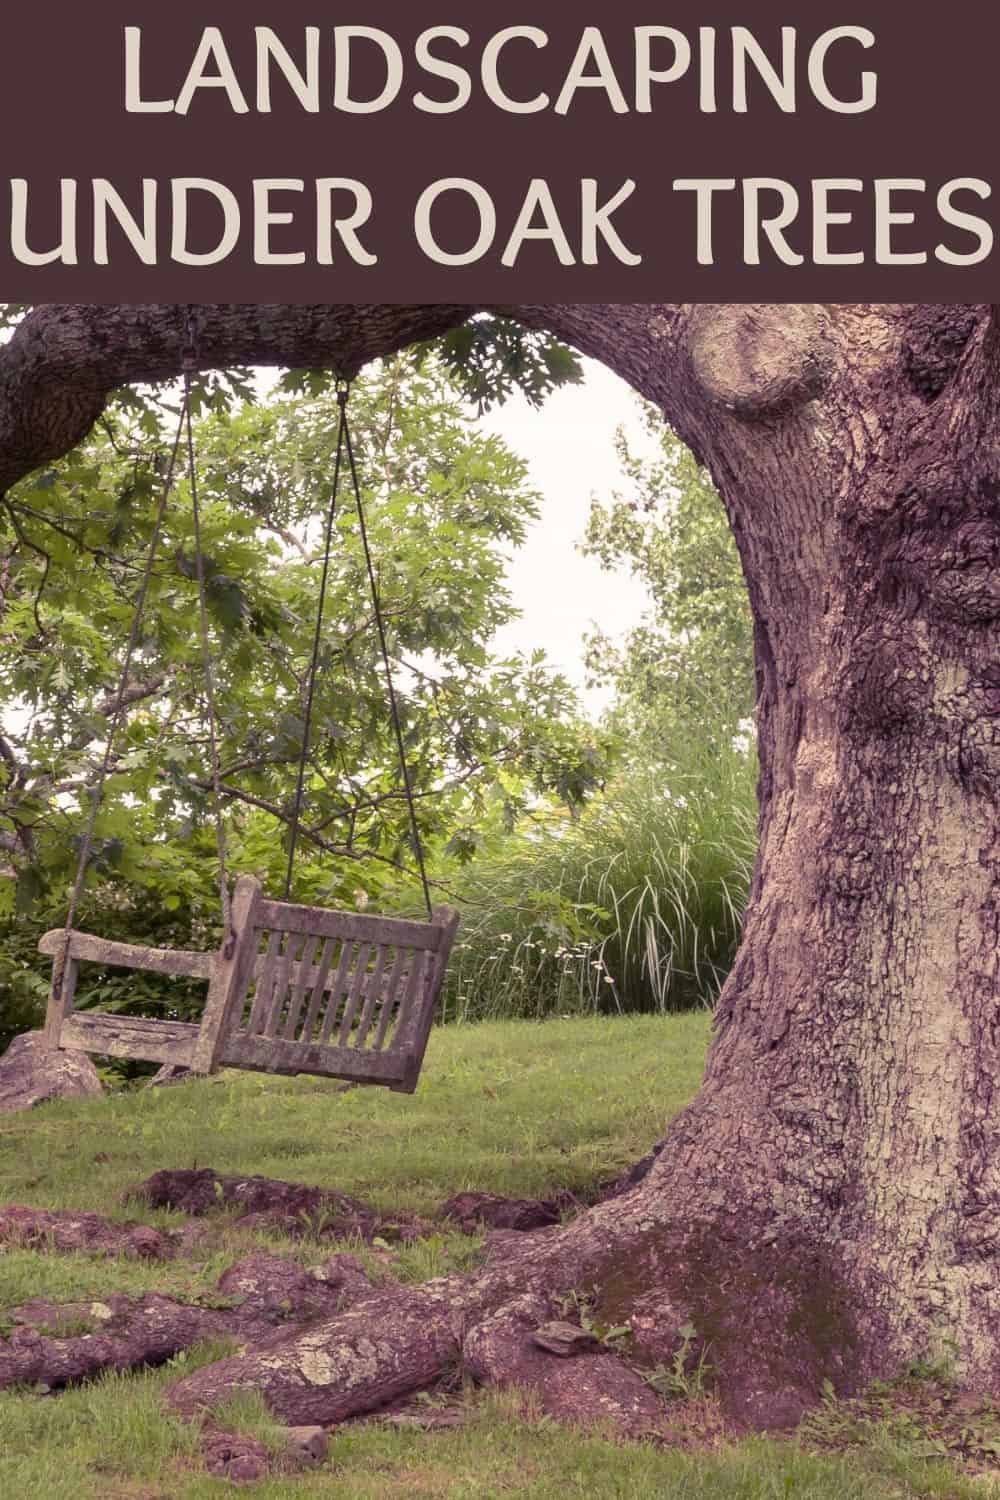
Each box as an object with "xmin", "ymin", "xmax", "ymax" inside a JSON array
[{"xmin": 40, "ymin": 876, "xmax": 459, "ymax": 1094}]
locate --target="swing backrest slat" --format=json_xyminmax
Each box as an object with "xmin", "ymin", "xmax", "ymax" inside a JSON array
[{"xmin": 254, "ymin": 899, "xmax": 444, "ymax": 952}]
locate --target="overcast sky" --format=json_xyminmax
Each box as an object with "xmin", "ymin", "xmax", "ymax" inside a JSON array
[{"xmin": 478, "ymin": 358, "xmax": 657, "ymax": 713}]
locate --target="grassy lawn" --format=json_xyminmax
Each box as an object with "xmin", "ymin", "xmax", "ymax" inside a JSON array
[{"xmin": 2, "ymin": 1012, "xmax": 999, "ymax": 1497}]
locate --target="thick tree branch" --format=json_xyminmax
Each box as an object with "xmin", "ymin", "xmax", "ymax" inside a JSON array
[{"xmin": 0, "ymin": 304, "xmax": 691, "ymax": 500}]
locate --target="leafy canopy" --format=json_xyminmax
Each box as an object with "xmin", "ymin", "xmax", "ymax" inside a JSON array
[{"xmin": 0, "ymin": 352, "xmax": 608, "ymax": 935}]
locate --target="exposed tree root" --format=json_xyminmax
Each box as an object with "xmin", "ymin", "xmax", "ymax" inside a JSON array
[
  {"xmin": 129, "ymin": 1169, "xmax": 570, "ymax": 1242},
  {"xmin": 128, "ymin": 1169, "xmax": 427, "ymax": 1243},
  {"xmin": 7, "ymin": 1147, "xmax": 976, "ymax": 1439},
  {"xmin": 160, "ymin": 1225, "xmax": 695, "ymax": 1435},
  {"xmin": 161, "ymin": 1204, "xmax": 753, "ymax": 1437},
  {"xmin": 166, "ymin": 1283, "xmax": 462, "ymax": 1425},
  {"xmin": 0, "ymin": 1252, "xmax": 372, "ymax": 1391},
  {"xmin": 0, "ymin": 1205, "xmax": 171, "ymax": 1260},
  {"xmin": 2, "ymin": 1294, "xmax": 235, "ymax": 1390},
  {"xmin": 438, "ymin": 1192, "xmax": 566, "ymax": 1233},
  {"xmin": 4, "ymin": 1167, "xmax": 986, "ymax": 1441},
  {"xmin": 154, "ymin": 1164, "xmax": 908, "ymax": 1437},
  {"xmin": 464, "ymin": 1293, "xmax": 670, "ymax": 1437}
]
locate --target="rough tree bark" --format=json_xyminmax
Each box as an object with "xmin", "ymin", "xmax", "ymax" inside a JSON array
[{"xmin": 3, "ymin": 301, "xmax": 998, "ymax": 1428}]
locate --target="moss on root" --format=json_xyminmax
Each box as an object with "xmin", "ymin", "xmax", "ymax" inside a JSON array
[{"xmin": 593, "ymin": 1213, "xmax": 868, "ymax": 1429}]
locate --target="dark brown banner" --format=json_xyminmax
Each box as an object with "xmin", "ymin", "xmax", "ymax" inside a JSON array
[{"xmin": 2, "ymin": 3, "xmax": 996, "ymax": 301}]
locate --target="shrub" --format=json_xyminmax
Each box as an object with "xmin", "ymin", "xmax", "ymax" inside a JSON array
[{"xmin": 438, "ymin": 732, "xmax": 757, "ymax": 1023}]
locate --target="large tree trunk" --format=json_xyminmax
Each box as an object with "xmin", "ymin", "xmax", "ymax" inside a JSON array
[{"xmin": 3, "ymin": 301, "xmax": 998, "ymax": 1426}]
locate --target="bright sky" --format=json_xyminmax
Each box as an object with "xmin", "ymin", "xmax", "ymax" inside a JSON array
[{"xmin": 478, "ymin": 358, "xmax": 657, "ymax": 714}]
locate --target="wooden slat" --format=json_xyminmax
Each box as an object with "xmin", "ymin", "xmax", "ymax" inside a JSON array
[
  {"xmin": 247, "ymin": 929, "xmax": 282, "ymax": 1035},
  {"xmin": 262, "ymin": 931, "xmax": 299, "ymax": 1039},
  {"xmin": 253, "ymin": 952, "xmax": 400, "ymax": 1006},
  {"xmin": 337, "ymin": 943, "xmax": 372, "ymax": 1045},
  {"xmin": 297, "ymin": 936, "xmax": 337, "ymax": 1045},
  {"xmin": 61, "ymin": 1013, "xmax": 199, "ymax": 1067},
  {"xmin": 256, "ymin": 900, "xmax": 442, "ymax": 953},
  {"xmin": 282, "ymin": 934, "xmax": 318, "ymax": 1041},
  {"xmin": 219, "ymin": 1030, "xmax": 407, "ymax": 1086},
  {"xmin": 189, "ymin": 876, "xmax": 262, "ymax": 1075},
  {"xmin": 373, "ymin": 947, "xmax": 410, "ymax": 1052},
  {"xmin": 38, "ymin": 929, "xmax": 215, "ymax": 981},
  {"xmin": 318, "ymin": 940, "xmax": 356, "ymax": 1046},
  {"xmin": 353, "ymin": 944, "xmax": 390, "ymax": 1050},
  {"xmin": 393, "ymin": 947, "xmax": 430, "ymax": 1040}
]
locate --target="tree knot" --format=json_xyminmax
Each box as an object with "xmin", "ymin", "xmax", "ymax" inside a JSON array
[{"xmin": 689, "ymin": 304, "xmax": 833, "ymax": 421}]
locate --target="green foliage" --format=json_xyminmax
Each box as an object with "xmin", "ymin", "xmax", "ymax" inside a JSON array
[
  {"xmin": 0, "ymin": 356, "xmax": 609, "ymax": 955},
  {"xmin": 412, "ymin": 315, "xmax": 584, "ymax": 414},
  {"xmin": 582, "ymin": 402, "xmax": 756, "ymax": 755},
  {"xmin": 420, "ymin": 396, "xmax": 759, "ymax": 1027},
  {"xmin": 436, "ymin": 727, "xmax": 757, "ymax": 1023},
  {"xmin": 646, "ymin": 1323, "xmax": 715, "ymax": 1401},
  {"xmin": 0, "ymin": 896, "xmax": 57, "ymax": 1049},
  {"xmin": 558, "ymin": 1288, "xmax": 632, "ymax": 1350}
]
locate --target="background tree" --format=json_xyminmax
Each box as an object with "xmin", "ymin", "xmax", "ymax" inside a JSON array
[
  {"xmin": 582, "ymin": 401, "xmax": 755, "ymax": 755},
  {"xmin": 0, "ymin": 301, "xmax": 996, "ymax": 1431}
]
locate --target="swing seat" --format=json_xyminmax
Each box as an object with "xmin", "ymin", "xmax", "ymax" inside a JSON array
[{"xmin": 39, "ymin": 876, "xmax": 459, "ymax": 1094}]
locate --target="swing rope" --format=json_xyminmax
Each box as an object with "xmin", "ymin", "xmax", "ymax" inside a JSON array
[
  {"xmin": 184, "ymin": 336, "xmax": 235, "ymax": 955},
  {"xmin": 282, "ymin": 387, "xmax": 346, "ymax": 903},
  {"xmin": 54, "ymin": 387, "xmax": 190, "ymax": 1006},
  {"xmin": 283, "ymin": 381, "xmax": 435, "ymax": 921}
]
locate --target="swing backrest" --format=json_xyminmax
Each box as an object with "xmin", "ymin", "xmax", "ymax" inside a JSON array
[
  {"xmin": 221, "ymin": 883, "xmax": 459, "ymax": 1093},
  {"xmin": 39, "ymin": 876, "xmax": 458, "ymax": 1094}
]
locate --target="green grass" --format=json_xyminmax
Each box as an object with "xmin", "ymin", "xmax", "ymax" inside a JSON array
[
  {"xmin": 3, "ymin": 1377, "xmax": 998, "ymax": 1499},
  {"xmin": 0, "ymin": 1014, "xmax": 709, "ymax": 1222},
  {"xmin": 2, "ymin": 1013, "xmax": 999, "ymax": 1498}
]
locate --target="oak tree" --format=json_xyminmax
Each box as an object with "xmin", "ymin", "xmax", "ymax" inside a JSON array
[{"xmin": 1, "ymin": 301, "xmax": 995, "ymax": 1429}]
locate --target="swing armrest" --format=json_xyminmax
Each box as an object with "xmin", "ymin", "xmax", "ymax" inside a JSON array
[{"xmin": 38, "ymin": 930, "xmax": 216, "ymax": 982}]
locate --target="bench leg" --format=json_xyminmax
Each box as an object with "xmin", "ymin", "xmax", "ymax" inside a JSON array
[
  {"xmin": 190, "ymin": 876, "xmax": 261, "ymax": 1075},
  {"xmin": 44, "ymin": 951, "xmax": 79, "ymax": 1050}
]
